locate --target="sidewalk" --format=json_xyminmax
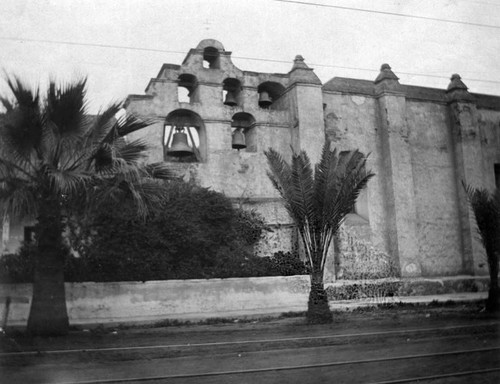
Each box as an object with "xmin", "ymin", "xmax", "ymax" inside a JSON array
[{"xmin": 328, "ymin": 291, "xmax": 488, "ymax": 310}]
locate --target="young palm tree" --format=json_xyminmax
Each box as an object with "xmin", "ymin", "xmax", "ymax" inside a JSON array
[
  {"xmin": 465, "ymin": 185, "xmax": 499, "ymax": 312},
  {"xmin": 0, "ymin": 75, "xmax": 175, "ymax": 336},
  {"xmin": 265, "ymin": 142, "xmax": 374, "ymax": 323}
]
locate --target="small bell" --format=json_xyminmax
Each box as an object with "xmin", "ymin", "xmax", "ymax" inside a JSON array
[
  {"xmin": 258, "ymin": 91, "xmax": 272, "ymax": 108},
  {"xmin": 232, "ymin": 128, "xmax": 246, "ymax": 150},
  {"xmin": 224, "ymin": 92, "xmax": 237, "ymax": 106},
  {"xmin": 167, "ymin": 127, "xmax": 194, "ymax": 157}
]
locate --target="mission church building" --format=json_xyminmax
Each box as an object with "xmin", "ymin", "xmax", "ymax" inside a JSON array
[{"xmin": 3, "ymin": 39, "xmax": 500, "ymax": 283}]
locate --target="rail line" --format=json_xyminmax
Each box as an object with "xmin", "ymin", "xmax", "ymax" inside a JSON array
[
  {"xmin": 49, "ymin": 346, "xmax": 500, "ymax": 384},
  {"xmin": 369, "ymin": 367, "xmax": 500, "ymax": 383},
  {"xmin": 1, "ymin": 321, "xmax": 498, "ymax": 357}
]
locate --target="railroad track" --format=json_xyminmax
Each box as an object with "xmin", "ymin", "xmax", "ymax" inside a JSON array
[
  {"xmin": 1, "ymin": 321, "xmax": 498, "ymax": 357},
  {"xmin": 2, "ymin": 321, "xmax": 499, "ymax": 384},
  {"xmin": 34, "ymin": 347, "xmax": 500, "ymax": 384}
]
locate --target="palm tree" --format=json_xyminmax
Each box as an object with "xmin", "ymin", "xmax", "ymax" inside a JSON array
[
  {"xmin": 465, "ymin": 185, "xmax": 499, "ymax": 312},
  {"xmin": 265, "ymin": 141, "xmax": 374, "ymax": 323},
  {"xmin": 0, "ymin": 75, "xmax": 175, "ymax": 336}
]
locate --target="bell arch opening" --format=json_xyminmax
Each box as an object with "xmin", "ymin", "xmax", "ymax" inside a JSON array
[
  {"xmin": 177, "ymin": 74, "xmax": 198, "ymax": 103},
  {"xmin": 231, "ymin": 112, "xmax": 256, "ymax": 152},
  {"xmin": 203, "ymin": 47, "xmax": 220, "ymax": 69},
  {"xmin": 222, "ymin": 78, "xmax": 241, "ymax": 107},
  {"xmin": 164, "ymin": 109, "xmax": 206, "ymax": 163},
  {"xmin": 257, "ymin": 82, "xmax": 286, "ymax": 109}
]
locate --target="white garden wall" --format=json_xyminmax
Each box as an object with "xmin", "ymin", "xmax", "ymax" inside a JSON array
[{"xmin": 0, "ymin": 276, "xmax": 311, "ymax": 327}]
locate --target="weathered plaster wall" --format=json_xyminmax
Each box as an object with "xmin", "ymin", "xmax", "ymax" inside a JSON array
[
  {"xmin": 478, "ymin": 109, "xmax": 500, "ymax": 190},
  {"xmin": 0, "ymin": 276, "xmax": 311, "ymax": 326},
  {"xmin": 1, "ymin": 275, "xmax": 489, "ymax": 327},
  {"xmin": 406, "ymin": 101, "xmax": 463, "ymax": 275},
  {"xmin": 322, "ymin": 92, "xmax": 396, "ymax": 258}
]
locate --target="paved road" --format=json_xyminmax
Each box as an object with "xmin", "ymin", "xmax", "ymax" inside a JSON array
[{"xmin": 1, "ymin": 310, "xmax": 499, "ymax": 383}]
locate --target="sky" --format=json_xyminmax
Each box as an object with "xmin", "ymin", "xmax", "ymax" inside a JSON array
[{"xmin": 0, "ymin": 0, "xmax": 499, "ymax": 113}]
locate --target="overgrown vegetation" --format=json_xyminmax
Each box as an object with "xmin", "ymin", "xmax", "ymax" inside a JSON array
[
  {"xmin": 0, "ymin": 182, "xmax": 308, "ymax": 283},
  {"xmin": 326, "ymin": 281, "xmax": 402, "ymax": 302},
  {"xmin": 0, "ymin": 75, "xmax": 175, "ymax": 336},
  {"xmin": 265, "ymin": 141, "xmax": 374, "ymax": 324}
]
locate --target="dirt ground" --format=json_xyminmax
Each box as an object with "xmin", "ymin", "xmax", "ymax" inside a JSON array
[
  {"xmin": 1, "ymin": 301, "xmax": 498, "ymax": 355},
  {"xmin": 1, "ymin": 302, "xmax": 499, "ymax": 384}
]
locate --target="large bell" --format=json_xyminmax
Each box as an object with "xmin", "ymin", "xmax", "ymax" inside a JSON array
[
  {"xmin": 224, "ymin": 92, "xmax": 237, "ymax": 106},
  {"xmin": 232, "ymin": 128, "xmax": 246, "ymax": 150},
  {"xmin": 167, "ymin": 129, "xmax": 194, "ymax": 157},
  {"xmin": 258, "ymin": 91, "xmax": 272, "ymax": 108}
]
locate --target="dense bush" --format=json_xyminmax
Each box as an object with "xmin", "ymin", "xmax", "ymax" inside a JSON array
[
  {"xmin": 0, "ymin": 245, "xmax": 36, "ymax": 283},
  {"xmin": 326, "ymin": 280, "xmax": 402, "ymax": 301},
  {"xmin": 0, "ymin": 181, "xmax": 308, "ymax": 283}
]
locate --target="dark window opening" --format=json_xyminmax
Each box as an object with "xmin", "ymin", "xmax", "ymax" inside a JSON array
[
  {"xmin": 231, "ymin": 112, "xmax": 256, "ymax": 152},
  {"xmin": 177, "ymin": 74, "xmax": 198, "ymax": 103},
  {"xmin": 203, "ymin": 47, "xmax": 220, "ymax": 69},
  {"xmin": 257, "ymin": 82, "xmax": 286, "ymax": 109},
  {"xmin": 223, "ymin": 78, "xmax": 242, "ymax": 107}
]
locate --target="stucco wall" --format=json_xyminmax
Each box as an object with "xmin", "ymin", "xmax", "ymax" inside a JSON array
[
  {"xmin": 478, "ymin": 109, "xmax": 500, "ymax": 190},
  {"xmin": 406, "ymin": 101, "xmax": 463, "ymax": 275},
  {"xmin": 0, "ymin": 276, "xmax": 311, "ymax": 326},
  {"xmin": 1, "ymin": 275, "xmax": 490, "ymax": 327},
  {"xmin": 322, "ymin": 92, "xmax": 390, "ymax": 254}
]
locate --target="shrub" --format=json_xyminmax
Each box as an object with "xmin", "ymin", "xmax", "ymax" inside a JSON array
[
  {"xmin": 326, "ymin": 280, "xmax": 402, "ymax": 302},
  {"xmin": 1, "ymin": 181, "xmax": 283, "ymax": 283},
  {"xmin": 268, "ymin": 251, "xmax": 308, "ymax": 276},
  {"xmin": 0, "ymin": 244, "xmax": 36, "ymax": 283}
]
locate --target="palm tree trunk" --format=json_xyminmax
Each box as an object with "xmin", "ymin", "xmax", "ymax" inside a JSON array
[
  {"xmin": 27, "ymin": 201, "xmax": 69, "ymax": 336},
  {"xmin": 307, "ymin": 267, "xmax": 333, "ymax": 324}
]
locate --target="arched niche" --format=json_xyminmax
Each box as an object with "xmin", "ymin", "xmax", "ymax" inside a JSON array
[
  {"xmin": 231, "ymin": 112, "xmax": 256, "ymax": 152},
  {"xmin": 340, "ymin": 150, "xmax": 369, "ymax": 221},
  {"xmin": 223, "ymin": 78, "xmax": 242, "ymax": 107},
  {"xmin": 203, "ymin": 47, "xmax": 220, "ymax": 69},
  {"xmin": 164, "ymin": 109, "xmax": 206, "ymax": 162},
  {"xmin": 177, "ymin": 74, "xmax": 198, "ymax": 103},
  {"xmin": 257, "ymin": 82, "xmax": 286, "ymax": 109}
]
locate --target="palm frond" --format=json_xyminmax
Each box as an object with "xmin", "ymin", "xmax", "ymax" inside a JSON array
[
  {"xmin": 266, "ymin": 140, "xmax": 375, "ymax": 273},
  {"xmin": 104, "ymin": 113, "xmax": 157, "ymax": 142},
  {"xmin": 291, "ymin": 151, "xmax": 315, "ymax": 223},
  {"xmin": 92, "ymin": 143, "xmax": 114, "ymax": 172},
  {"xmin": 45, "ymin": 78, "xmax": 87, "ymax": 137},
  {"xmin": 1, "ymin": 75, "xmax": 43, "ymax": 155},
  {"xmin": 1, "ymin": 74, "xmax": 176, "ymax": 231},
  {"xmin": 5, "ymin": 75, "xmax": 40, "ymax": 109},
  {"xmin": 0, "ymin": 179, "xmax": 38, "ymax": 219},
  {"xmin": 85, "ymin": 102, "xmax": 123, "ymax": 144},
  {"xmin": 464, "ymin": 183, "xmax": 500, "ymax": 253},
  {"xmin": 265, "ymin": 148, "xmax": 304, "ymax": 225},
  {"xmin": 46, "ymin": 167, "xmax": 91, "ymax": 197},
  {"xmin": 0, "ymin": 156, "xmax": 37, "ymax": 183},
  {"xmin": 0, "ymin": 95, "xmax": 14, "ymax": 112},
  {"xmin": 144, "ymin": 162, "xmax": 178, "ymax": 180},
  {"xmin": 115, "ymin": 139, "xmax": 148, "ymax": 165}
]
